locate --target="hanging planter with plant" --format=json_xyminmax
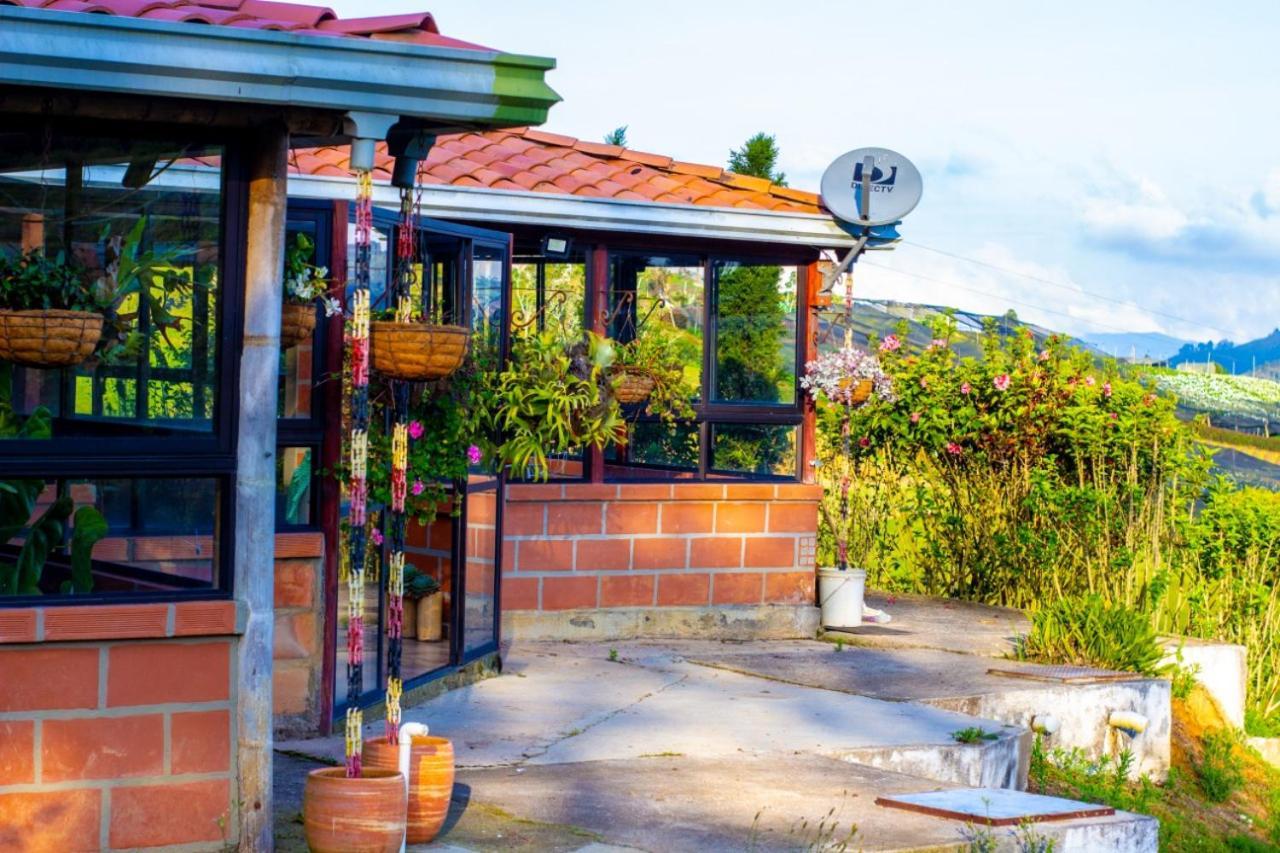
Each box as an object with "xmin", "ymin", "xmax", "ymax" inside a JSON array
[
  {"xmin": 281, "ymin": 233, "xmax": 339, "ymax": 350},
  {"xmin": 370, "ymin": 319, "xmax": 470, "ymax": 381},
  {"xmin": 608, "ymin": 332, "xmax": 697, "ymax": 422},
  {"xmin": 0, "ymin": 252, "xmax": 105, "ymax": 369}
]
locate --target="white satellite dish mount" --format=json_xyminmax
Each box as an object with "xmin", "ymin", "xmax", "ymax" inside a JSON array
[{"xmin": 819, "ymin": 147, "xmax": 923, "ymax": 290}]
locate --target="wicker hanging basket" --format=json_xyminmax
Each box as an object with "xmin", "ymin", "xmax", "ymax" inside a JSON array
[
  {"xmin": 0, "ymin": 309, "xmax": 103, "ymax": 369},
  {"xmin": 280, "ymin": 302, "xmax": 317, "ymax": 350},
  {"xmin": 370, "ymin": 322, "xmax": 470, "ymax": 381},
  {"xmin": 841, "ymin": 378, "xmax": 874, "ymax": 406},
  {"xmin": 610, "ymin": 366, "xmax": 656, "ymax": 405}
]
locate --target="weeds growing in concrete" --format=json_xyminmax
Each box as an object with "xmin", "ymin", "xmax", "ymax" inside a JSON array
[{"xmin": 952, "ymin": 726, "xmax": 999, "ymax": 744}]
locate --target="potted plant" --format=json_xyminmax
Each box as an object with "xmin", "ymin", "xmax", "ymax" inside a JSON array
[
  {"xmin": 404, "ymin": 564, "xmax": 442, "ymax": 642},
  {"xmin": 609, "ymin": 332, "xmax": 697, "ymax": 424},
  {"xmin": 0, "ymin": 251, "xmax": 106, "ymax": 369},
  {"xmin": 801, "ymin": 344, "xmax": 893, "ymax": 629},
  {"xmin": 281, "ymin": 233, "xmax": 339, "ymax": 350},
  {"xmin": 369, "ymin": 292, "xmax": 470, "ymax": 382}
]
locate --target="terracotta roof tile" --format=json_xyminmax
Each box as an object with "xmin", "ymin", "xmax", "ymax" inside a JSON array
[
  {"xmin": 289, "ymin": 127, "xmax": 825, "ymax": 215},
  {"xmin": 19, "ymin": 0, "xmax": 492, "ymax": 49}
]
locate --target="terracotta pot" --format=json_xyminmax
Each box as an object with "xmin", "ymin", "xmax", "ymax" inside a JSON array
[
  {"xmin": 363, "ymin": 735, "xmax": 455, "ymax": 844},
  {"xmin": 401, "ymin": 595, "xmax": 418, "ymax": 638},
  {"xmin": 0, "ymin": 309, "xmax": 103, "ymax": 368},
  {"xmin": 416, "ymin": 591, "xmax": 443, "ymax": 642},
  {"xmin": 280, "ymin": 302, "xmax": 317, "ymax": 349},
  {"xmin": 302, "ymin": 767, "xmax": 406, "ymax": 853}
]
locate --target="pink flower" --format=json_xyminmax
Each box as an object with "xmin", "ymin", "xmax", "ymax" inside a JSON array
[
  {"xmin": 858, "ymin": 437, "xmax": 870, "ymax": 449},
  {"xmin": 879, "ymin": 334, "xmax": 901, "ymax": 353},
  {"xmin": 467, "ymin": 444, "xmax": 483, "ymax": 464},
  {"xmin": 1038, "ymin": 350, "xmax": 1051, "ymax": 362},
  {"xmin": 993, "ymin": 374, "xmax": 1011, "ymax": 391},
  {"xmin": 1110, "ymin": 412, "xmax": 1119, "ymax": 421},
  {"xmin": 945, "ymin": 442, "xmax": 963, "ymax": 456},
  {"xmin": 1102, "ymin": 382, "xmax": 1113, "ymax": 398},
  {"xmin": 408, "ymin": 420, "xmax": 425, "ymax": 440},
  {"xmin": 1084, "ymin": 375, "xmax": 1096, "ymax": 387},
  {"xmin": 370, "ymin": 527, "xmax": 384, "ymax": 546},
  {"xmin": 411, "ymin": 479, "xmax": 425, "ymax": 496},
  {"xmin": 927, "ymin": 338, "xmax": 948, "ymax": 350},
  {"xmin": 960, "ymin": 382, "xmax": 972, "ymax": 395},
  {"xmin": 920, "ymin": 377, "xmax": 929, "ymax": 389},
  {"xmin": 910, "ymin": 412, "xmax": 921, "ymax": 424}
]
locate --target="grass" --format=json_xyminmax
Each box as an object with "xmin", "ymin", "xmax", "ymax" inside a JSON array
[
  {"xmin": 1247, "ymin": 709, "xmax": 1280, "ymax": 739},
  {"xmin": 952, "ymin": 726, "xmax": 999, "ymax": 745}
]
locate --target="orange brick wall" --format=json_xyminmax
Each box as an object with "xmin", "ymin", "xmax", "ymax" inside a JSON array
[
  {"xmin": 272, "ymin": 532, "xmax": 326, "ymax": 737},
  {"xmin": 501, "ymin": 482, "xmax": 820, "ymax": 612},
  {"xmin": 0, "ymin": 610, "xmax": 237, "ymax": 852}
]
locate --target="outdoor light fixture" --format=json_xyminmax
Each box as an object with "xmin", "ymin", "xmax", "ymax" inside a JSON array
[{"xmin": 541, "ymin": 234, "xmax": 573, "ymax": 259}]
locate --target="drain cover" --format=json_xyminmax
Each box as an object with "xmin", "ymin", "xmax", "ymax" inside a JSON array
[
  {"xmin": 987, "ymin": 664, "xmax": 1135, "ymax": 684},
  {"xmin": 876, "ymin": 788, "xmax": 1115, "ymax": 826}
]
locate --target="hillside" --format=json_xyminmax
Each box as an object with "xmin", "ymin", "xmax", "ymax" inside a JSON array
[
  {"xmin": 1079, "ymin": 331, "xmax": 1187, "ymax": 361},
  {"xmin": 1170, "ymin": 328, "xmax": 1280, "ymax": 375}
]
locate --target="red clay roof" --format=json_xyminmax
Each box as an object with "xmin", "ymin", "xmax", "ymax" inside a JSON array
[
  {"xmin": 290, "ymin": 127, "xmax": 826, "ymax": 215},
  {"xmin": 0, "ymin": 0, "xmax": 490, "ymax": 49}
]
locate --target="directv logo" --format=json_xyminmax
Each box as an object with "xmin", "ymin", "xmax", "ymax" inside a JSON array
[{"xmin": 850, "ymin": 162, "xmax": 898, "ymax": 193}]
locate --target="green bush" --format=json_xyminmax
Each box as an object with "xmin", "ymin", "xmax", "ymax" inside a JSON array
[
  {"xmin": 1019, "ymin": 595, "xmax": 1166, "ymax": 676},
  {"xmin": 1196, "ymin": 730, "xmax": 1246, "ymax": 803}
]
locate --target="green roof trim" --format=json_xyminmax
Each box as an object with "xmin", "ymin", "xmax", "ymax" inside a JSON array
[{"xmin": 0, "ymin": 6, "xmax": 561, "ymax": 130}]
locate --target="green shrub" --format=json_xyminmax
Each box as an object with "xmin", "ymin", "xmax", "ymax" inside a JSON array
[
  {"xmin": 1196, "ymin": 730, "xmax": 1246, "ymax": 803},
  {"xmin": 1019, "ymin": 595, "xmax": 1166, "ymax": 676}
]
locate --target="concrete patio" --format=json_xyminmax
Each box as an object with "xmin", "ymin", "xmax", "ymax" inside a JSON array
[{"xmin": 277, "ymin": 637, "xmax": 1161, "ymax": 851}]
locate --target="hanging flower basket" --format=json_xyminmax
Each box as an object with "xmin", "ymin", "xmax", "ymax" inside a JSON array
[
  {"xmin": 280, "ymin": 302, "xmax": 317, "ymax": 350},
  {"xmin": 609, "ymin": 366, "xmax": 656, "ymax": 405},
  {"xmin": 0, "ymin": 309, "xmax": 103, "ymax": 369},
  {"xmin": 840, "ymin": 377, "xmax": 874, "ymax": 406},
  {"xmin": 370, "ymin": 322, "xmax": 469, "ymax": 381}
]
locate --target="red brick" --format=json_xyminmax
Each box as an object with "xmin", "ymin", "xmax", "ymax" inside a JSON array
[
  {"xmin": 173, "ymin": 601, "xmax": 238, "ymax": 636},
  {"xmin": 576, "ymin": 538, "xmax": 632, "ymax": 571},
  {"xmin": 274, "ymin": 558, "xmax": 317, "ymax": 608},
  {"xmin": 601, "ymin": 574, "xmax": 655, "ymax": 607},
  {"xmin": 272, "ymin": 531, "xmax": 324, "ymax": 558},
  {"xmin": 517, "ymin": 539, "xmax": 574, "ymax": 571},
  {"xmin": 660, "ymin": 502, "xmax": 714, "ymax": 534},
  {"xmin": 0, "ymin": 721, "xmax": 34, "ymax": 784},
  {"xmin": 633, "ymin": 537, "xmax": 687, "ymax": 570},
  {"xmin": 501, "ymin": 539, "xmax": 516, "ymax": 573},
  {"xmin": 108, "ymin": 642, "xmax": 229, "ymax": 707},
  {"xmin": 42, "ymin": 714, "xmax": 163, "ymax": 781},
  {"xmin": 110, "ymin": 779, "xmax": 231, "ymax": 849},
  {"xmin": 133, "ymin": 536, "xmax": 214, "ymax": 561},
  {"xmin": 547, "ymin": 504, "xmax": 603, "ymax": 535},
  {"xmin": 503, "ymin": 503, "xmax": 545, "ymax": 536},
  {"xmin": 0, "ymin": 648, "xmax": 98, "ymax": 712},
  {"xmin": 44, "ymin": 604, "xmax": 168, "ymax": 641},
  {"xmin": 429, "ymin": 519, "xmax": 453, "ymax": 551},
  {"xmin": 560, "ymin": 483, "xmax": 619, "ymax": 501},
  {"xmin": 712, "ymin": 572, "xmax": 764, "ymax": 605},
  {"xmin": 774, "ymin": 484, "xmax": 823, "ymax": 501},
  {"xmin": 606, "ymin": 503, "xmax": 658, "ymax": 534},
  {"xmin": 724, "ymin": 483, "xmax": 776, "ymax": 500},
  {"xmin": 715, "ymin": 503, "xmax": 767, "ymax": 534},
  {"xmin": 767, "ymin": 503, "xmax": 818, "ymax": 533},
  {"xmin": 689, "ymin": 537, "xmax": 744, "ymax": 568},
  {"xmin": 171, "ymin": 710, "xmax": 231, "ymax": 774},
  {"xmin": 657, "ymin": 573, "xmax": 710, "ymax": 606},
  {"xmin": 615, "ymin": 483, "xmax": 671, "ymax": 501},
  {"xmin": 765, "ymin": 571, "xmax": 816, "ymax": 605},
  {"xmin": 0, "ymin": 789, "xmax": 100, "ymax": 852},
  {"xmin": 273, "ymin": 612, "xmax": 318, "ymax": 660},
  {"xmin": 406, "ymin": 520, "xmax": 429, "ymax": 549},
  {"xmin": 0, "ymin": 609, "xmax": 37, "ymax": 643},
  {"xmin": 541, "ymin": 576, "xmax": 597, "ymax": 610},
  {"xmin": 671, "ymin": 483, "xmax": 724, "ymax": 500},
  {"xmin": 506, "ymin": 483, "xmax": 561, "ymax": 501},
  {"xmin": 744, "ymin": 537, "xmax": 798, "ymax": 568},
  {"xmin": 274, "ymin": 664, "xmax": 310, "ymax": 716},
  {"xmin": 501, "ymin": 576, "xmax": 539, "ymax": 610}
]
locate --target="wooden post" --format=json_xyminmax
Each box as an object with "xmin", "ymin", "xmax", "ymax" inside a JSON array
[
  {"xmin": 587, "ymin": 245, "xmax": 609, "ymax": 482},
  {"xmin": 235, "ymin": 123, "xmax": 287, "ymax": 853},
  {"xmin": 801, "ymin": 261, "xmax": 820, "ymax": 484}
]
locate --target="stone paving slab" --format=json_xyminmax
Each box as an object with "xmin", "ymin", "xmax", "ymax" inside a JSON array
[{"xmin": 837, "ymin": 592, "xmax": 1030, "ymax": 657}]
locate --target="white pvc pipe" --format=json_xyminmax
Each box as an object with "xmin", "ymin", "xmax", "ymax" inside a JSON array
[{"xmin": 397, "ymin": 722, "xmax": 430, "ymax": 853}]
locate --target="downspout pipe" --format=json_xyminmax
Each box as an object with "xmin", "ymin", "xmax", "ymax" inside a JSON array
[{"xmin": 397, "ymin": 722, "xmax": 431, "ymax": 853}]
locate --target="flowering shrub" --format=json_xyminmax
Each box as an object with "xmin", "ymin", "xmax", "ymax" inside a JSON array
[{"xmin": 801, "ymin": 346, "xmax": 892, "ymax": 406}]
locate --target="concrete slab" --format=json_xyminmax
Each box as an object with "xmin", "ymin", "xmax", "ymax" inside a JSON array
[
  {"xmin": 836, "ymin": 592, "xmax": 1028, "ymax": 657},
  {"xmin": 876, "ymin": 788, "xmax": 1114, "ymax": 825}
]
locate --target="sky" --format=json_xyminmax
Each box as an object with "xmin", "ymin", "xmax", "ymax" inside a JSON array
[{"xmin": 331, "ymin": 0, "xmax": 1280, "ymax": 345}]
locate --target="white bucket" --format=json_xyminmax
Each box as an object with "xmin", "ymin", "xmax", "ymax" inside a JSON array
[{"xmin": 817, "ymin": 567, "xmax": 866, "ymax": 629}]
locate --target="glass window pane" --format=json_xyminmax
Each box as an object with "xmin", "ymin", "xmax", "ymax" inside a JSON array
[
  {"xmin": 463, "ymin": 487, "xmax": 497, "ymax": 654},
  {"xmin": 0, "ymin": 130, "xmax": 223, "ymax": 437},
  {"xmin": 345, "ymin": 222, "xmax": 388, "ymax": 309},
  {"xmin": 472, "ymin": 244, "xmax": 505, "ymax": 348},
  {"xmin": 0, "ymin": 477, "xmax": 221, "ymax": 598},
  {"xmin": 609, "ymin": 255, "xmax": 704, "ymax": 399},
  {"xmin": 612, "ymin": 421, "xmax": 699, "ymax": 471},
  {"xmin": 277, "ymin": 445, "xmax": 314, "ymax": 527},
  {"xmin": 711, "ymin": 424, "xmax": 797, "ymax": 477},
  {"xmin": 279, "ymin": 221, "xmax": 320, "ymax": 419},
  {"xmin": 399, "ymin": 516, "xmax": 452, "ymax": 682},
  {"xmin": 714, "ymin": 263, "xmax": 798, "ymax": 404}
]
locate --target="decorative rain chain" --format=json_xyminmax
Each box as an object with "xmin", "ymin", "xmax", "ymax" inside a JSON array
[
  {"xmin": 384, "ymin": 185, "xmax": 416, "ymax": 745},
  {"xmin": 344, "ymin": 167, "xmax": 374, "ymax": 778}
]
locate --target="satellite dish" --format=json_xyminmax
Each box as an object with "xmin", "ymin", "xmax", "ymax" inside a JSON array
[{"xmin": 820, "ymin": 147, "xmax": 923, "ymax": 227}]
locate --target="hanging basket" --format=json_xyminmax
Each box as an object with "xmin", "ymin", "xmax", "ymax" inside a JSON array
[
  {"xmin": 609, "ymin": 366, "xmax": 656, "ymax": 405},
  {"xmin": 0, "ymin": 309, "xmax": 103, "ymax": 369},
  {"xmin": 841, "ymin": 378, "xmax": 874, "ymax": 406},
  {"xmin": 370, "ymin": 322, "xmax": 469, "ymax": 381},
  {"xmin": 280, "ymin": 302, "xmax": 317, "ymax": 350}
]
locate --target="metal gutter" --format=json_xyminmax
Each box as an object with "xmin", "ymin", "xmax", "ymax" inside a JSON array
[
  {"xmin": 287, "ymin": 173, "xmax": 857, "ymax": 248},
  {"xmin": 0, "ymin": 7, "xmax": 560, "ymax": 128}
]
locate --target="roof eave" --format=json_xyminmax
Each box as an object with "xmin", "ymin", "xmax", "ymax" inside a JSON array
[
  {"xmin": 0, "ymin": 6, "xmax": 561, "ymax": 130},
  {"xmin": 287, "ymin": 173, "xmax": 856, "ymax": 248}
]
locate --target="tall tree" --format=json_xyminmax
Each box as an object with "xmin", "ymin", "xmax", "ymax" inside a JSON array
[
  {"xmin": 603, "ymin": 126, "xmax": 628, "ymax": 147},
  {"xmin": 728, "ymin": 132, "xmax": 786, "ymax": 186}
]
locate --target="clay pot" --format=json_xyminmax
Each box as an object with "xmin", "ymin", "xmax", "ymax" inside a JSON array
[
  {"xmin": 401, "ymin": 595, "xmax": 418, "ymax": 638},
  {"xmin": 302, "ymin": 767, "xmax": 406, "ymax": 853},
  {"xmin": 416, "ymin": 591, "xmax": 443, "ymax": 642},
  {"xmin": 363, "ymin": 735, "xmax": 455, "ymax": 844}
]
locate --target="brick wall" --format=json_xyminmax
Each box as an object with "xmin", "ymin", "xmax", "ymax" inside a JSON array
[
  {"xmin": 272, "ymin": 532, "xmax": 326, "ymax": 736},
  {"xmin": 501, "ymin": 482, "xmax": 820, "ymax": 613},
  {"xmin": 0, "ymin": 602, "xmax": 238, "ymax": 852}
]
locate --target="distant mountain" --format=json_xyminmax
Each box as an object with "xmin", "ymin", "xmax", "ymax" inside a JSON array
[
  {"xmin": 1170, "ymin": 328, "xmax": 1280, "ymax": 375},
  {"xmin": 1079, "ymin": 332, "xmax": 1188, "ymax": 361}
]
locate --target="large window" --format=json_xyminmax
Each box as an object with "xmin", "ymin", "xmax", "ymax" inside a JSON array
[{"xmin": 0, "ymin": 120, "xmax": 241, "ymax": 601}]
